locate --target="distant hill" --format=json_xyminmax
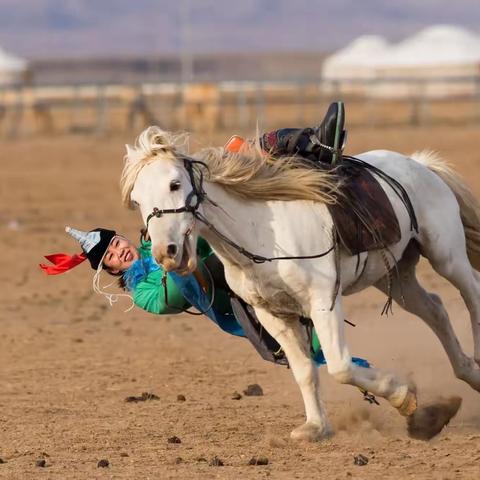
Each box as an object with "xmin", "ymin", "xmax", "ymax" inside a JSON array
[{"xmin": 0, "ymin": 0, "xmax": 480, "ymax": 59}]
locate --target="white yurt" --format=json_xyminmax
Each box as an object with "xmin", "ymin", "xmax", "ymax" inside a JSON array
[
  {"xmin": 376, "ymin": 25, "xmax": 480, "ymax": 78},
  {"xmin": 322, "ymin": 25, "xmax": 480, "ymax": 97},
  {"xmin": 322, "ymin": 35, "xmax": 390, "ymax": 81},
  {"xmin": 0, "ymin": 47, "xmax": 28, "ymax": 85}
]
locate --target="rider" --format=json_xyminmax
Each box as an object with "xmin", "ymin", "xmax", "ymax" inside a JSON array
[
  {"xmin": 40, "ymin": 103, "xmax": 363, "ymax": 368},
  {"xmin": 40, "ymin": 225, "xmax": 322, "ymax": 366},
  {"xmin": 40, "ymin": 224, "xmax": 370, "ymax": 369}
]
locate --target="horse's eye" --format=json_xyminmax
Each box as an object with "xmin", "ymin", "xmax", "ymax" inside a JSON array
[{"xmin": 170, "ymin": 180, "xmax": 181, "ymax": 192}]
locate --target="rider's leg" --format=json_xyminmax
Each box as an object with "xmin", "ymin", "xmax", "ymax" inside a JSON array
[{"xmin": 259, "ymin": 102, "xmax": 346, "ymax": 164}]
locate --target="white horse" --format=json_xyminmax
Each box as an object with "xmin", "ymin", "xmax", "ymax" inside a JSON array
[{"xmin": 121, "ymin": 126, "xmax": 480, "ymax": 441}]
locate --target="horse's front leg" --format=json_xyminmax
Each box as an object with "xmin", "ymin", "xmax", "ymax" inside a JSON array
[
  {"xmin": 253, "ymin": 306, "xmax": 332, "ymax": 441},
  {"xmin": 310, "ymin": 297, "xmax": 417, "ymax": 416}
]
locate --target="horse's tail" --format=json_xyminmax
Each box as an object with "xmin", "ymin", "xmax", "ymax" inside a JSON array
[{"xmin": 411, "ymin": 150, "xmax": 480, "ymax": 270}]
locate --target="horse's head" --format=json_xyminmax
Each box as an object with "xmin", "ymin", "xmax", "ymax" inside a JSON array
[{"xmin": 121, "ymin": 126, "xmax": 200, "ymax": 275}]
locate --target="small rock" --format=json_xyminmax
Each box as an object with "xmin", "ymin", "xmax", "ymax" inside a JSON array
[
  {"xmin": 97, "ymin": 459, "xmax": 110, "ymax": 468},
  {"xmin": 177, "ymin": 394, "xmax": 186, "ymax": 402},
  {"xmin": 0, "ymin": 458, "xmax": 5, "ymax": 464},
  {"xmin": 35, "ymin": 459, "xmax": 46, "ymax": 468},
  {"xmin": 125, "ymin": 392, "xmax": 160, "ymax": 403},
  {"xmin": 196, "ymin": 457, "xmax": 207, "ymax": 463},
  {"xmin": 167, "ymin": 436, "xmax": 182, "ymax": 444},
  {"xmin": 248, "ymin": 457, "xmax": 269, "ymax": 465},
  {"xmin": 231, "ymin": 391, "xmax": 242, "ymax": 400},
  {"xmin": 141, "ymin": 391, "xmax": 159, "ymax": 400},
  {"xmin": 243, "ymin": 384, "xmax": 263, "ymax": 396},
  {"xmin": 175, "ymin": 457, "xmax": 184, "ymax": 464},
  {"xmin": 120, "ymin": 452, "xmax": 129, "ymax": 457},
  {"xmin": 209, "ymin": 456, "xmax": 224, "ymax": 466},
  {"xmin": 353, "ymin": 454, "xmax": 369, "ymax": 466}
]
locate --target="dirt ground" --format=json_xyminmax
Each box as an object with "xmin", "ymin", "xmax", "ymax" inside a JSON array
[{"xmin": 1, "ymin": 123, "xmax": 480, "ymax": 479}]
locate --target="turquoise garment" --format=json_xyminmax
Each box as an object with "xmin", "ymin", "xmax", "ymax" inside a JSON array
[
  {"xmin": 312, "ymin": 350, "xmax": 370, "ymax": 368},
  {"xmin": 123, "ymin": 254, "xmax": 160, "ymax": 291},
  {"xmin": 169, "ymin": 271, "xmax": 245, "ymax": 337},
  {"xmin": 126, "ymin": 242, "xmax": 188, "ymax": 314},
  {"xmin": 122, "ymin": 240, "xmax": 245, "ymax": 337}
]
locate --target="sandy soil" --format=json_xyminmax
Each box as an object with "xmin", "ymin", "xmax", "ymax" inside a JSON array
[{"xmin": 1, "ymin": 124, "xmax": 480, "ymax": 479}]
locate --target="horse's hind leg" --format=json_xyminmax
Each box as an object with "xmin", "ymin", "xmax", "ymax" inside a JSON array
[
  {"xmin": 434, "ymin": 261, "xmax": 480, "ymax": 367},
  {"xmin": 419, "ymin": 215, "xmax": 480, "ymax": 368},
  {"xmin": 252, "ymin": 307, "xmax": 331, "ymax": 441},
  {"xmin": 375, "ymin": 241, "xmax": 480, "ymax": 392}
]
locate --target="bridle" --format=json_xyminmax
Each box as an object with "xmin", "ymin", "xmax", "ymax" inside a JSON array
[
  {"xmin": 144, "ymin": 155, "xmax": 336, "ymax": 265},
  {"xmin": 145, "ymin": 157, "xmax": 207, "ymax": 228}
]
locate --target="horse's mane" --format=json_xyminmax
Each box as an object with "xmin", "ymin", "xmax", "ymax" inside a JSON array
[{"xmin": 121, "ymin": 126, "xmax": 340, "ymax": 207}]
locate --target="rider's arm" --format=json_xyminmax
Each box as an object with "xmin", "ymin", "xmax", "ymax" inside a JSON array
[{"xmin": 132, "ymin": 269, "xmax": 190, "ymax": 315}]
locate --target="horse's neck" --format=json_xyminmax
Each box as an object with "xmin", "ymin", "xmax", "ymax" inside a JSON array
[
  {"xmin": 199, "ymin": 182, "xmax": 269, "ymax": 267},
  {"xmin": 198, "ymin": 182, "xmax": 333, "ymax": 270}
]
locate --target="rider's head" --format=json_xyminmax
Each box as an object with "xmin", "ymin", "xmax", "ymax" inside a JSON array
[
  {"xmin": 40, "ymin": 226, "xmax": 140, "ymax": 277},
  {"xmin": 40, "ymin": 227, "xmax": 143, "ymax": 307},
  {"xmin": 102, "ymin": 235, "xmax": 140, "ymax": 275}
]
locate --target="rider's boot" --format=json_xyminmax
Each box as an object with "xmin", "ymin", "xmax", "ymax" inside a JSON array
[
  {"xmin": 315, "ymin": 101, "xmax": 346, "ymax": 165},
  {"xmin": 259, "ymin": 101, "xmax": 346, "ymax": 165}
]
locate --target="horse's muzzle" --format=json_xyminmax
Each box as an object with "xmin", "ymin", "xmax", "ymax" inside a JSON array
[{"xmin": 152, "ymin": 237, "xmax": 196, "ymax": 275}]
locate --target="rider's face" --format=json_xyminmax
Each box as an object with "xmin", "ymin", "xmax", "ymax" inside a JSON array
[{"xmin": 102, "ymin": 236, "xmax": 140, "ymax": 274}]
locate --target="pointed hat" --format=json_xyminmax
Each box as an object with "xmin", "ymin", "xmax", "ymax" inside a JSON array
[
  {"xmin": 65, "ymin": 226, "xmax": 101, "ymax": 253},
  {"xmin": 40, "ymin": 226, "xmax": 116, "ymax": 275}
]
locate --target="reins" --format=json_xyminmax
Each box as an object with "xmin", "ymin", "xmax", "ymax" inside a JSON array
[{"xmin": 160, "ymin": 262, "xmax": 217, "ymax": 316}]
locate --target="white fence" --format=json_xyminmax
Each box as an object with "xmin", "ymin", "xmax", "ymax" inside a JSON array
[{"xmin": 1, "ymin": 77, "xmax": 480, "ymax": 137}]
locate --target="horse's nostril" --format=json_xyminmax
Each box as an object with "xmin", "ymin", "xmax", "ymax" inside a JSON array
[{"xmin": 167, "ymin": 243, "xmax": 178, "ymax": 257}]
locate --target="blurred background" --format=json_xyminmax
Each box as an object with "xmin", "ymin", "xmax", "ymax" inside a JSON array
[{"xmin": 1, "ymin": 0, "xmax": 480, "ymax": 136}]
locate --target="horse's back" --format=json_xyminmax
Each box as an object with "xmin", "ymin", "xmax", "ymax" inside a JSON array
[
  {"xmin": 353, "ymin": 149, "xmax": 460, "ymax": 247},
  {"xmin": 354, "ymin": 149, "xmax": 450, "ymax": 193}
]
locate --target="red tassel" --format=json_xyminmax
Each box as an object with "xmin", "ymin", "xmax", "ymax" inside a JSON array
[{"xmin": 39, "ymin": 252, "xmax": 87, "ymax": 275}]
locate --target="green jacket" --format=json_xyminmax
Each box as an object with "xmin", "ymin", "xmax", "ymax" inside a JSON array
[{"xmin": 130, "ymin": 238, "xmax": 231, "ymax": 316}]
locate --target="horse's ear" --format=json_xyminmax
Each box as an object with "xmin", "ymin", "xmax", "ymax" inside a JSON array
[{"xmin": 125, "ymin": 144, "xmax": 136, "ymax": 158}]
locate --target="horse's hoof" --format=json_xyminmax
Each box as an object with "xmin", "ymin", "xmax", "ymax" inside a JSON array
[
  {"xmin": 407, "ymin": 396, "xmax": 462, "ymax": 441},
  {"xmin": 397, "ymin": 390, "xmax": 418, "ymax": 417},
  {"xmin": 290, "ymin": 422, "xmax": 332, "ymax": 442}
]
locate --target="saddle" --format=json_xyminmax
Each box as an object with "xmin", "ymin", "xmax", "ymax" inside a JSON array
[
  {"xmin": 316, "ymin": 103, "xmax": 406, "ymax": 254},
  {"xmin": 327, "ymin": 157, "xmax": 403, "ymax": 255},
  {"xmin": 224, "ymin": 102, "xmax": 408, "ymax": 256}
]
